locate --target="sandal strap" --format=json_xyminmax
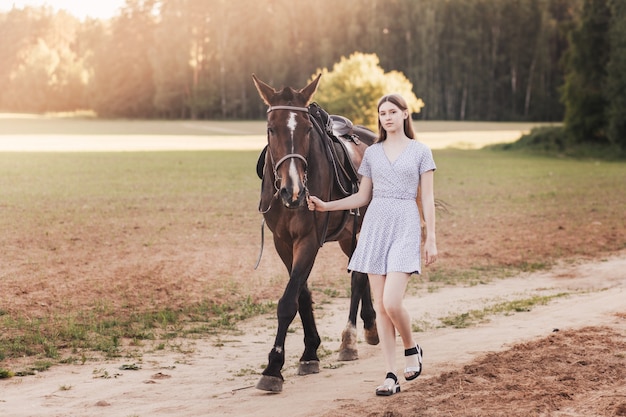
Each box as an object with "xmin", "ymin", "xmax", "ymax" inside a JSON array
[
  {"xmin": 404, "ymin": 344, "xmax": 424, "ymax": 381},
  {"xmin": 405, "ymin": 346, "xmax": 419, "ymax": 356},
  {"xmin": 385, "ymin": 372, "xmax": 398, "ymax": 382}
]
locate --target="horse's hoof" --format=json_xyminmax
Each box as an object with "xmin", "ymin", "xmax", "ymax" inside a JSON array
[
  {"xmin": 364, "ymin": 325, "xmax": 379, "ymax": 345},
  {"xmin": 337, "ymin": 347, "xmax": 358, "ymax": 361},
  {"xmin": 256, "ymin": 375, "xmax": 283, "ymax": 392},
  {"xmin": 338, "ymin": 323, "xmax": 358, "ymax": 361},
  {"xmin": 297, "ymin": 360, "xmax": 320, "ymax": 375}
]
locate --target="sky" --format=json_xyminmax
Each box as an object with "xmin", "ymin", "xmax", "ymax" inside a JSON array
[{"xmin": 1, "ymin": 0, "xmax": 127, "ymax": 19}]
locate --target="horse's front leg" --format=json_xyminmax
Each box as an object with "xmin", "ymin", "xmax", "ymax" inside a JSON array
[
  {"xmin": 256, "ymin": 237, "xmax": 319, "ymax": 392},
  {"xmin": 296, "ymin": 281, "xmax": 321, "ymax": 375}
]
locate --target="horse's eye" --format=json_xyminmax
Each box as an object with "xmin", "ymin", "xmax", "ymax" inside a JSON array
[{"xmin": 267, "ymin": 127, "xmax": 274, "ymax": 135}]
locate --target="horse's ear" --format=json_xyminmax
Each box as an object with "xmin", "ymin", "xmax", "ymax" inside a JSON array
[
  {"xmin": 299, "ymin": 73, "xmax": 322, "ymax": 105},
  {"xmin": 252, "ymin": 74, "xmax": 276, "ymax": 105}
]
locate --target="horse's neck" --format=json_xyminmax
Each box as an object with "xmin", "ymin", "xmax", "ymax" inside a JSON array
[{"xmin": 307, "ymin": 129, "xmax": 334, "ymax": 197}]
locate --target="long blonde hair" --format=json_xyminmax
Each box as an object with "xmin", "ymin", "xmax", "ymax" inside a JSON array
[{"xmin": 376, "ymin": 94, "xmax": 416, "ymax": 142}]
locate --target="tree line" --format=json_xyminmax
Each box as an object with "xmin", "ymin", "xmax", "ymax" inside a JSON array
[
  {"xmin": 561, "ymin": 0, "xmax": 625, "ymax": 147},
  {"xmin": 0, "ymin": 0, "xmax": 618, "ymax": 127}
]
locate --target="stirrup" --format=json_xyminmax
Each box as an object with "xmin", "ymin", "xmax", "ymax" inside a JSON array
[
  {"xmin": 375, "ymin": 372, "xmax": 400, "ymax": 396},
  {"xmin": 404, "ymin": 344, "xmax": 423, "ymax": 381}
]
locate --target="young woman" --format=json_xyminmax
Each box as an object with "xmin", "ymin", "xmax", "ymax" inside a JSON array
[{"xmin": 307, "ymin": 93, "xmax": 437, "ymax": 396}]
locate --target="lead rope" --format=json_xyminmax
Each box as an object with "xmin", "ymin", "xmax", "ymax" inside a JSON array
[
  {"xmin": 255, "ymin": 163, "xmax": 275, "ymax": 269},
  {"xmin": 254, "ymin": 218, "xmax": 265, "ymax": 270}
]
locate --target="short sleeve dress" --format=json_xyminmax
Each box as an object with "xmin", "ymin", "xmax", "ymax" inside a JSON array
[{"xmin": 347, "ymin": 140, "xmax": 436, "ymax": 275}]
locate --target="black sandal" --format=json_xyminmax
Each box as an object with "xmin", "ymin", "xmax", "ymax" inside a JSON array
[
  {"xmin": 404, "ymin": 344, "xmax": 423, "ymax": 381},
  {"xmin": 375, "ymin": 372, "xmax": 400, "ymax": 396}
]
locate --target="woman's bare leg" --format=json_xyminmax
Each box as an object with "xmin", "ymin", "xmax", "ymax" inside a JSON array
[
  {"xmin": 368, "ymin": 274, "xmax": 397, "ymax": 375},
  {"xmin": 383, "ymin": 272, "xmax": 414, "ymax": 347},
  {"xmin": 383, "ymin": 272, "xmax": 419, "ymax": 376}
]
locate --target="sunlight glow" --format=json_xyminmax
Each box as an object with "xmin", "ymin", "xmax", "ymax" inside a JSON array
[{"xmin": 2, "ymin": 0, "xmax": 127, "ymax": 19}]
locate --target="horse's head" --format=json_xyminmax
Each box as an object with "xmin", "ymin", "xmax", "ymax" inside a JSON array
[{"xmin": 253, "ymin": 74, "xmax": 321, "ymax": 209}]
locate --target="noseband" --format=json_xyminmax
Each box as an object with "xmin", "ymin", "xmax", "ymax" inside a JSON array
[
  {"xmin": 266, "ymin": 105, "xmax": 311, "ymax": 193},
  {"xmin": 267, "ymin": 105, "xmax": 309, "ymax": 113}
]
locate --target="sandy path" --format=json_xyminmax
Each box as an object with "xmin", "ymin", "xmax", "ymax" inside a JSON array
[{"xmin": 1, "ymin": 253, "xmax": 624, "ymax": 417}]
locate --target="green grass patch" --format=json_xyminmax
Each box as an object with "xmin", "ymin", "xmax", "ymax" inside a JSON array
[
  {"xmin": 425, "ymin": 266, "xmax": 517, "ymax": 287},
  {"xmin": 233, "ymin": 367, "xmax": 259, "ymax": 377},
  {"xmin": 440, "ymin": 293, "xmax": 570, "ymax": 329},
  {"xmin": 12, "ymin": 360, "xmax": 54, "ymax": 377},
  {"xmin": 0, "ymin": 297, "xmax": 275, "ymax": 367}
]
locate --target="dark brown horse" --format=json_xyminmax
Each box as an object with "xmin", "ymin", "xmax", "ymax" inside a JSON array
[{"xmin": 253, "ymin": 74, "xmax": 379, "ymax": 392}]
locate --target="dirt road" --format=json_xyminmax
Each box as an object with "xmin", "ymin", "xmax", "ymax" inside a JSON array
[{"xmin": 2, "ymin": 253, "xmax": 624, "ymax": 417}]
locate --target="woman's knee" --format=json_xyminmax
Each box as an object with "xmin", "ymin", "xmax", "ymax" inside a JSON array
[
  {"xmin": 373, "ymin": 298, "xmax": 387, "ymax": 316},
  {"xmin": 382, "ymin": 290, "xmax": 404, "ymax": 313},
  {"xmin": 382, "ymin": 301, "xmax": 404, "ymax": 320}
]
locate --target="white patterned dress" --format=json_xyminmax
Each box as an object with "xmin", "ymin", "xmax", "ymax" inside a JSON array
[{"xmin": 347, "ymin": 140, "xmax": 436, "ymax": 275}]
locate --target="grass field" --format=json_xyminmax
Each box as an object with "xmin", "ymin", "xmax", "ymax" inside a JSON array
[{"xmin": 0, "ymin": 117, "xmax": 624, "ymax": 373}]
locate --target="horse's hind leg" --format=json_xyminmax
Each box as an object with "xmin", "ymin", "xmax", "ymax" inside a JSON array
[
  {"xmin": 338, "ymin": 270, "xmax": 362, "ymax": 361},
  {"xmin": 338, "ymin": 271, "xmax": 379, "ymax": 361},
  {"xmin": 337, "ymin": 239, "xmax": 379, "ymax": 361},
  {"xmin": 297, "ymin": 282, "xmax": 321, "ymax": 375},
  {"xmin": 358, "ymin": 271, "xmax": 378, "ymax": 345}
]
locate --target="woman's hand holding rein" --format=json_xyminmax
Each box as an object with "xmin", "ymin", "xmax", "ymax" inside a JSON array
[{"xmin": 307, "ymin": 195, "xmax": 327, "ymax": 212}]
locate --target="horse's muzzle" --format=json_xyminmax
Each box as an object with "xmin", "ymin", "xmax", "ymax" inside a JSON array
[{"xmin": 279, "ymin": 187, "xmax": 307, "ymax": 209}]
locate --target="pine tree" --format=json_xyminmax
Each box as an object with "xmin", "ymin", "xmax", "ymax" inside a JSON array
[
  {"xmin": 561, "ymin": 0, "xmax": 611, "ymax": 143},
  {"xmin": 605, "ymin": 0, "xmax": 626, "ymax": 148}
]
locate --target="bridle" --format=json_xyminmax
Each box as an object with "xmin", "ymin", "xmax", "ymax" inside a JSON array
[
  {"xmin": 264, "ymin": 105, "xmax": 312, "ymax": 197},
  {"xmin": 261, "ymin": 104, "xmax": 331, "ymax": 244}
]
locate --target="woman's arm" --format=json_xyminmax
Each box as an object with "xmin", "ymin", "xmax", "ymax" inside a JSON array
[
  {"xmin": 420, "ymin": 170, "xmax": 438, "ymax": 266},
  {"xmin": 307, "ymin": 176, "xmax": 373, "ymax": 212}
]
